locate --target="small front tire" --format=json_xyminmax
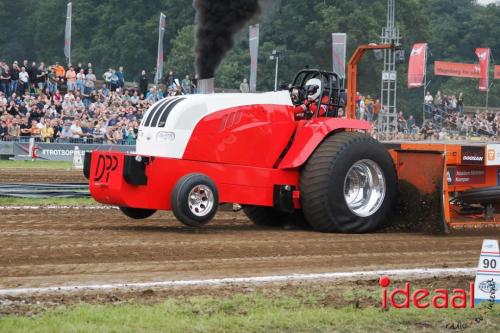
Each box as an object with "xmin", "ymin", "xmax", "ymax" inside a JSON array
[{"xmin": 171, "ymin": 174, "xmax": 219, "ymax": 227}]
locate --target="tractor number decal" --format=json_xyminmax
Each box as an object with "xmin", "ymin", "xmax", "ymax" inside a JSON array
[{"xmin": 94, "ymin": 155, "xmax": 119, "ymax": 182}]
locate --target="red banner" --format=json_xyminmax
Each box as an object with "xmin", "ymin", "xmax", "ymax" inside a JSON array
[
  {"xmin": 495, "ymin": 65, "xmax": 500, "ymax": 80},
  {"xmin": 475, "ymin": 48, "xmax": 490, "ymax": 91},
  {"xmin": 434, "ymin": 61, "xmax": 481, "ymax": 78},
  {"xmin": 408, "ymin": 43, "xmax": 427, "ymax": 89}
]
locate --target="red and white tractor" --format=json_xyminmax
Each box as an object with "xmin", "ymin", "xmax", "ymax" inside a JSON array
[{"xmin": 84, "ymin": 46, "xmax": 399, "ymax": 233}]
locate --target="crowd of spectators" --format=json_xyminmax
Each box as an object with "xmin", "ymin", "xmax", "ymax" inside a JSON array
[
  {"xmin": 0, "ymin": 59, "xmax": 200, "ymax": 144},
  {"xmin": 1, "ymin": 59, "xmax": 497, "ymax": 145},
  {"xmin": 369, "ymin": 90, "xmax": 500, "ymax": 142}
]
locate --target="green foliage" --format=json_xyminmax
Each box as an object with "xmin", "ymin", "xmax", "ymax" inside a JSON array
[
  {"xmin": 0, "ymin": 293, "xmax": 498, "ymax": 333},
  {"xmin": 0, "ymin": 0, "xmax": 498, "ymax": 113}
]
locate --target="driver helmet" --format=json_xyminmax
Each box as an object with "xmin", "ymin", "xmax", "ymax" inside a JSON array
[{"xmin": 304, "ymin": 78, "xmax": 322, "ymax": 102}]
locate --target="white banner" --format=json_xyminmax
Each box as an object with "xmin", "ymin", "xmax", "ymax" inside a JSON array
[
  {"xmin": 155, "ymin": 13, "xmax": 166, "ymax": 85},
  {"xmin": 332, "ymin": 33, "xmax": 347, "ymax": 78},
  {"xmin": 249, "ymin": 24, "xmax": 260, "ymax": 92},
  {"xmin": 64, "ymin": 2, "xmax": 72, "ymax": 63}
]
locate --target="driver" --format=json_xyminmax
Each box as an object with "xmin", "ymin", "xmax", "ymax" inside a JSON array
[{"xmin": 293, "ymin": 78, "xmax": 328, "ymax": 120}]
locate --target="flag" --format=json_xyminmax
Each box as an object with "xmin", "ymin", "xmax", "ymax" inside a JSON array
[
  {"xmin": 64, "ymin": 2, "xmax": 72, "ymax": 62},
  {"xmin": 249, "ymin": 24, "xmax": 260, "ymax": 92},
  {"xmin": 494, "ymin": 65, "xmax": 500, "ymax": 80},
  {"xmin": 331, "ymin": 33, "xmax": 347, "ymax": 79},
  {"xmin": 475, "ymin": 48, "xmax": 490, "ymax": 91},
  {"xmin": 154, "ymin": 13, "xmax": 166, "ymax": 85},
  {"xmin": 407, "ymin": 43, "xmax": 427, "ymax": 88},
  {"xmin": 434, "ymin": 61, "xmax": 481, "ymax": 78}
]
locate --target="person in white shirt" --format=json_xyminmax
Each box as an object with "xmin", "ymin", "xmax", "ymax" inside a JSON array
[
  {"xmin": 18, "ymin": 67, "xmax": 29, "ymax": 95},
  {"xmin": 70, "ymin": 120, "xmax": 84, "ymax": 139}
]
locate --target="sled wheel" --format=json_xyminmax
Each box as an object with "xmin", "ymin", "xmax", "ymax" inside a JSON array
[
  {"xmin": 119, "ymin": 206, "xmax": 157, "ymax": 219},
  {"xmin": 243, "ymin": 206, "xmax": 308, "ymax": 228},
  {"xmin": 171, "ymin": 174, "xmax": 219, "ymax": 227},
  {"xmin": 300, "ymin": 132, "xmax": 397, "ymax": 233}
]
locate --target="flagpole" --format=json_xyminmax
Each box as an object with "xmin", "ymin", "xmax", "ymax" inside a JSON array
[
  {"xmin": 422, "ymin": 46, "xmax": 427, "ymax": 124},
  {"xmin": 68, "ymin": 7, "xmax": 71, "ymax": 65}
]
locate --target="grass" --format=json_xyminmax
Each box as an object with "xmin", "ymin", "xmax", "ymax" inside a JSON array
[
  {"xmin": 0, "ymin": 160, "xmax": 73, "ymax": 169},
  {"xmin": 0, "ymin": 294, "xmax": 498, "ymax": 333},
  {"xmin": 0, "ymin": 196, "xmax": 97, "ymax": 206}
]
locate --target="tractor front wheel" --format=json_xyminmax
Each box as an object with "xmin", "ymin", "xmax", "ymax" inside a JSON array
[
  {"xmin": 171, "ymin": 174, "xmax": 219, "ymax": 227},
  {"xmin": 119, "ymin": 207, "xmax": 157, "ymax": 219},
  {"xmin": 300, "ymin": 132, "xmax": 397, "ymax": 233}
]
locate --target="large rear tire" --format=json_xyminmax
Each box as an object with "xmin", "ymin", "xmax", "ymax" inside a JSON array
[
  {"xmin": 119, "ymin": 207, "xmax": 157, "ymax": 219},
  {"xmin": 300, "ymin": 132, "xmax": 397, "ymax": 233}
]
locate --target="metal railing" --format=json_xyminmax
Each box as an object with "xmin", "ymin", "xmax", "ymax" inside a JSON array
[{"xmin": 0, "ymin": 136, "xmax": 136, "ymax": 145}]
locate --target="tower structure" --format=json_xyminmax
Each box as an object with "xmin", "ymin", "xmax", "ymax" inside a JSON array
[{"xmin": 377, "ymin": 0, "xmax": 401, "ymax": 133}]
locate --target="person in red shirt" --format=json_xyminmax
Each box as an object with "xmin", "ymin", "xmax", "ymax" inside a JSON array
[{"xmin": 293, "ymin": 78, "xmax": 327, "ymax": 119}]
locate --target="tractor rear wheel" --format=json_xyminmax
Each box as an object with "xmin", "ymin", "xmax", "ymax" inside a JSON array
[
  {"xmin": 243, "ymin": 206, "xmax": 308, "ymax": 228},
  {"xmin": 171, "ymin": 173, "xmax": 219, "ymax": 227},
  {"xmin": 300, "ymin": 132, "xmax": 396, "ymax": 233},
  {"xmin": 119, "ymin": 206, "xmax": 157, "ymax": 219}
]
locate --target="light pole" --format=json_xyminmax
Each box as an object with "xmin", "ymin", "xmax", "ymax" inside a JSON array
[{"xmin": 270, "ymin": 50, "xmax": 280, "ymax": 91}]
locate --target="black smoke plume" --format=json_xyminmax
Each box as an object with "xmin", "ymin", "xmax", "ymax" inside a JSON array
[{"xmin": 193, "ymin": 0, "xmax": 261, "ymax": 79}]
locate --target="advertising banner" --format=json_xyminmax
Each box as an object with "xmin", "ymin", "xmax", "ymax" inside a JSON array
[
  {"xmin": 154, "ymin": 13, "xmax": 166, "ymax": 85},
  {"xmin": 434, "ymin": 61, "xmax": 481, "ymax": 78},
  {"xmin": 249, "ymin": 24, "xmax": 260, "ymax": 92},
  {"xmin": 331, "ymin": 33, "xmax": 347, "ymax": 79},
  {"xmin": 13, "ymin": 142, "xmax": 135, "ymax": 162},
  {"xmin": 447, "ymin": 166, "xmax": 486, "ymax": 185},
  {"xmin": 461, "ymin": 145, "xmax": 485, "ymax": 165},
  {"xmin": 407, "ymin": 43, "xmax": 427, "ymax": 88},
  {"xmin": 475, "ymin": 48, "xmax": 490, "ymax": 91}
]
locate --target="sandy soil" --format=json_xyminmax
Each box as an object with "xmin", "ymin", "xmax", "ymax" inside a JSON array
[
  {"xmin": 0, "ymin": 168, "xmax": 86, "ymax": 183},
  {"xmin": 0, "ymin": 208, "xmax": 493, "ymax": 291}
]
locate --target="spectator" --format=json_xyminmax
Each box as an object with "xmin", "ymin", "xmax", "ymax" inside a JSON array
[
  {"xmin": 65, "ymin": 66, "xmax": 77, "ymax": 92},
  {"xmin": 457, "ymin": 92, "xmax": 464, "ymax": 116},
  {"xmin": 103, "ymin": 68, "xmax": 113, "ymax": 89},
  {"xmin": 10, "ymin": 61, "xmax": 20, "ymax": 96},
  {"xmin": 424, "ymin": 91, "xmax": 433, "ymax": 115},
  {"xmin": 139, "ymin": 70, "xmax": 148, "ymax": 97},
  {"xmin": 36, "ymin": 62, "xmax": 47, "ymax": 91},
  {"xmin": 239, "ymin": 78, "xmax": 250, "ymax": 93},
  {"xmin": 110, "ymin": 70, "xmax": 119, "ymax": 91},
  {"xmin": 0, "ymin": 68, "xmax": 10, "ymax": 96},
  {"xmin": 182, "ymin": 75, "xmax": 192, "ymax": 94},
  {"xmin": 84, "ymin": 69, "xmax": 96, "ymax": 94},
  {"xmin": 76, "ymin": 69, "xmax": 85, "ymax": 94},
  {"xmin": 18, "ymin": 67, "xmax": 29, "ymax": 95},
  {"xmin": 0, "ymin": 120, "xmax": 8, "ymax": 140},
  {"xmin": 116, "ymin": 66, "xmax": 125, "ymax": 89}
]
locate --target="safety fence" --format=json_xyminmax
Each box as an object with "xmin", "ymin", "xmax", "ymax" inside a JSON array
[{"xmin": 0, "ymin": 141, "xmax": 134, "ymax": 162}]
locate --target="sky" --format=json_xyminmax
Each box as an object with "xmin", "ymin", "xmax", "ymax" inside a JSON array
[{"xmin": 477, "ymin": 0, "xmax": 497, "ymax": 5}]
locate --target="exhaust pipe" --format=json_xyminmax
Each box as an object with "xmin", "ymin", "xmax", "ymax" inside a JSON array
[{"xmin": 198, "ymin": 78, "xmax": 214, "ymax": 94}]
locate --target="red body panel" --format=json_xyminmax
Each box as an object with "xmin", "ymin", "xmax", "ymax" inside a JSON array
[
  {"xmin": 183, "ymin": 104, "xmax": 296, "ymax": 168},
  {"xmin": 89, "ymin": 151, "xmax": 300, "ymax": 210},
  {"xmin": 89, "ymin": 103, "xmax": 369, "ymax": 212},
  {"xmin": 278, "ymin": 118, "xmax": 371, "ymax": 169}
]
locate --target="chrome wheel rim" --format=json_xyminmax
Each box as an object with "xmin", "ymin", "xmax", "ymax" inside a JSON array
[
  {"xmin": 343, "ymin": 159, "xmax": 386, "ymax": 217},
  {"xmin": 188, "ymin": 185, "xmax": 214, "ymax": 217}
]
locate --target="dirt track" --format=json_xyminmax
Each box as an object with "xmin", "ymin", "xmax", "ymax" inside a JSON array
[
  {"xmin": 0, "ymin": 168, "xmax": 85, "ymax": 183},
  {"xmin": 0, "ymin": 208, "xmax": 495, "ymax": 291}
]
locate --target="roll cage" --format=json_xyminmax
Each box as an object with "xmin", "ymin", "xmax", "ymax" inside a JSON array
[{"xmin": 290, "ymin": 69, "xmax": 345, "ymax": 118}]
